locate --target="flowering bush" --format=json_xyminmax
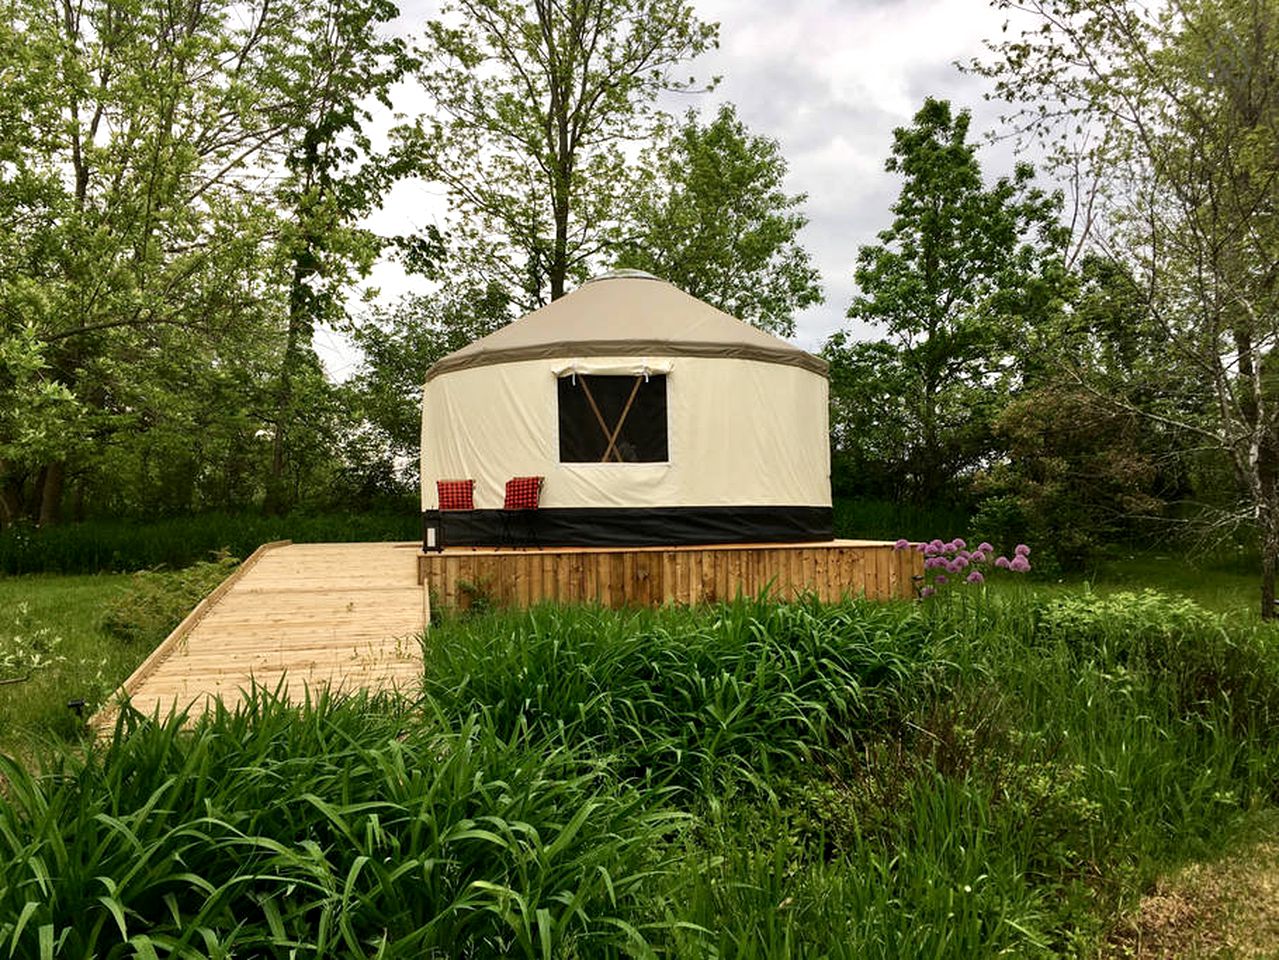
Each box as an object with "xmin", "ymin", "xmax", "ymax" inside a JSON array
[{"xmin": 893, "ymin": 538, "xmax": 1031, "ymax": 599}]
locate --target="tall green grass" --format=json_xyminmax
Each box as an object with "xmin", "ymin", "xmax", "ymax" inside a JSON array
[
  {"xmin": 3, "ymin": 590, "xmax": 1279, "ymax": 955},
  {"xmin": 0, "ymin": 690, "xmax": 677, "ymax": 957},
  {"xmin": 832, "ymin": 497, "xmax": 971, "ymax": 541},
  {"xmin": 0, "ymin": 511, "xmax": 420, "ymax": 575}
]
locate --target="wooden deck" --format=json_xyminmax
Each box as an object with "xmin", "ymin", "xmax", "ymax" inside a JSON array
[
  {"xmin": 94, "ymin": 541, "xmax": 425, "ymax": 728},
  {"xmin": 419, "ymin": 539, "xmax": 920, "ymax": 610}
]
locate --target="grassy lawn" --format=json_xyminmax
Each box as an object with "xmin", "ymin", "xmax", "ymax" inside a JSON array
[
  {"xmin": 0, "ymin": 574, "xmax": 136, "ymax": 753},
  {"xmin": 1088, "ymin": 552, "xmax": 1260, "ymax": 615}
]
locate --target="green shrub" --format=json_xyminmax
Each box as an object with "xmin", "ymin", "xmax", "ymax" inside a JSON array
[
  {"xmin": 0, "ymin": 511, "xmax": 420, "ymax": 575},
  {"xmin": 0, "ymin": 690, "xmax": 679, "ymax": 957},
  {"xmin": 423, "ymin": 598, "xmax": 947, "ymax": 792},
  {"xmin": 6, "ymin": 590, "xmax": 1279, "ymax": 957},
  {"xmin": 100, "ymin": 555, "xmax": 240, "ymax": 645}
]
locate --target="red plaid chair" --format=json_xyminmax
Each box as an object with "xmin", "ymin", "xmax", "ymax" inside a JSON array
[
  {"xmin": 437, "ymin": 479, "xmax": 475, "ymax": 511},
  {"xmin": 503, "ymin": 476, "xmax": 543, "ymax": 511}
]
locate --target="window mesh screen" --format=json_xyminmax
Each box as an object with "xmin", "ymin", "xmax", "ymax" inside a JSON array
[{"xmin": 557, "ymin": 374, "xmax": 668, "ymax": 463}]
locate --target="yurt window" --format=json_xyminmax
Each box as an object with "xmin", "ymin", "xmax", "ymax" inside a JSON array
[{"xmin": 557, "ymin": 374, "xmax": 668, "ymax": 463}]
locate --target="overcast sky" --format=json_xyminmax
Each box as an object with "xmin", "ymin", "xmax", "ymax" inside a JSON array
[{"xmin": 320, "ymin": 0, "xmax": 1028, "ymax": 376}]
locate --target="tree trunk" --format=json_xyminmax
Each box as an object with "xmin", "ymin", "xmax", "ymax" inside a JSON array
[
  {"xmin": 38, "ymin": 461, "xmax": 64, "ymax": 527},
  {"xmin": 0, "ymin": 461, "xmax": 22, "ymax": 530},
  {"xmin": 266, "ymin": 223, "xmax": 319, "ymax": 515},
  {"xmin": 1262, "ymin": 544, "xmax": 1276, "ymax": 621}
]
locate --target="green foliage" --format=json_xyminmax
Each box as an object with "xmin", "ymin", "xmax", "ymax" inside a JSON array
[
  {"xmin": 0, "ymin": 575, "xmax": 134, "ymax": 752},
  {"xmin": 0, "ymin": 603, "xmax": 64, "ymax": 684},
  {"xmin": 978, "ymin": 0, "xmax": 1279, "ymax": 614},
  {"xmin": 0, "ymin": 511, "xmax": 418, "ymax": 575},
  {"xmin": 830, "ymin": 97, "xmax": 1069, "ymax": 503},
  {"xmin": 616, "ymin": 104, "xmax": 823, "ymax": 336},
  {"xmin": 833, "ymin": 496, "xmax": 971, "ymax": 542},
  {"xmin": 6, "ymin": 585, "xmax": 1279, "ymax": 953},
  {"xmin": 423, "ymin": 600, "xmax": 941, "ymax": 793},
  {"xmin": 100, "ymin": 555, "xmax": 241, "ymax": 646},
  {"xmin": 344, "ymin": 284, "xmax": 514, "ymax": 478},
  {"xmin": 401, "ymin": 0, "xmax": 718, "ymax": 304},
  {"xmin": 0, "ymin": 691, "xmax": 676, "ymax": 957}
]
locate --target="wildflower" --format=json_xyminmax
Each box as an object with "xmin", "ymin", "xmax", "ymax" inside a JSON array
[
  {"xmin": 995, "ymin": 556, "xmax": 1011, "ymax": 569},
  {"xmin": 935, "ymin": 574, "xmax": 948, "ymax": 584},
  {"xmin": 954, "ymin": 556, "xmax": 969, "ymax": 569},
  {"xmin": 978, "ymin": 542, "xmax": 993, "ymax": 554},
  {"xmin": 953, "ymin": 538, "xmax": 967, "ymax": 550},
  {"xmin": 894, "ymin": 538, "xmax": 910, "ymax": 550},
  {"xmin": 1010, "ymin": 555, "xmax": 1031, "ymax": 573},
  {"xmin": 1015, "ymin": 544, "xmax": 1031, "ymax": 557},
  {"xmin": 970, "ymin": 550, "xmax": 986, "ymax": 563},
  {"xmin": 924, "ymin": 543, "xmax": 939, "ymax": 557},
  {"xmin": 930, "ymin": 539, "xmax": 945, "ymax": 551},
  {"xmin": 920, "ymin": 587, "xmax": 936, "ymax": 598},
  {"xmin": 966, "ymin": 570, "xmax": 984, "ymax": 584}
]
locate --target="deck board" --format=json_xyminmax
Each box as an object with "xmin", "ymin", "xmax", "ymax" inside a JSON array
[{"xmin": 94, "ymin": 542, "xmax": 425, "ymax": 727}]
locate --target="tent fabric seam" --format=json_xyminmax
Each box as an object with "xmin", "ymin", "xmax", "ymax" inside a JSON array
[{"xmin": 425, "ymin": 339, "xmax": 828, "ymax": 382}]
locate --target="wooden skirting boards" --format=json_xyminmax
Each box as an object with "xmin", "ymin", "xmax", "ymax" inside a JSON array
[{"xmin": 419, "ymin": 540, "xmax": 920, "ymax": 611}]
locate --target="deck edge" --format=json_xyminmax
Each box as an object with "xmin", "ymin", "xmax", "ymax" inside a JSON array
[{"xmin": 90, "ymin": 539, "xmax": 293, "ymax": 732}]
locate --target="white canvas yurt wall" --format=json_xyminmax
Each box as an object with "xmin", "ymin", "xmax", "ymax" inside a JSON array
[{"xmin": 420, "ymin": 271, "xmax": 833, "ymax": 547}]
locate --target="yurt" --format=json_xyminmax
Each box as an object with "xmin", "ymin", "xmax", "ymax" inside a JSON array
[{"xmin": 420, "ymin": 270, "xmax": 833, "ymax": 549}]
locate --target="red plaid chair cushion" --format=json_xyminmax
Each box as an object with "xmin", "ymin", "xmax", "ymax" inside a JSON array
[
  {"xmin": 503, "ymin": 476, "xmax": 543, "ymax": 510},
  {"xmin": 437, "ymin": 479, "xmax": 475, "ymax": 511}
]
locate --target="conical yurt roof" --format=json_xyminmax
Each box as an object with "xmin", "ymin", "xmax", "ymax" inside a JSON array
[{"xmin": 424, "ymin": 270, "xmax": 827, "ymax": 381}]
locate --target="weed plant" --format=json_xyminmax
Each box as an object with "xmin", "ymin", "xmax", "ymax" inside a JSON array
[{"xmin": 3, "ymin": 590, "xmax": 1279, "ymax": 956}]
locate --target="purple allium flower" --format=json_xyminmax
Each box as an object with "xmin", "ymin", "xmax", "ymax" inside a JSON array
[
  {"xmin": 924, "ymin": 544, "xmax": 939, "ymax": 557},
  {"xmin": 934, "ymin": 574, "xmax": 948, "ymax": 584},
  {"xmin": 915, "ymin": 542, "xmax": 927, "ymax": 552},
  {"xmin": 978, "ymin": 542, "xmax": 993, "ymax": 554},
  {"xmin": 1015, "ymin": 544, "xmax": 1031, "ymax": 557},
  {"xmin": 955, "ymin": 556, "xmax": 969, "ymax": 569},
  {"xmin": 924, "ymin": 557, "xmax": 943, "ymax": 569},
  {"xmin": 957, "ymin": 550, "xmax": 971, "ymax": 562},
  {"xmin": 966, "ymin": 571, "xmax": 985, "ymax": 584},
  {"xmin": 894, "ymin": 538, "xmax": 910, "ymax": 550},
  {"xmin": 920, "ymin": 587, "xmax": 936, "ymax": 598},
  {"xmin": 970, "ymin": 551, "xmax": 986, "ymax": 564},
  {"xmin": 953, "ymin": 538, "xmax": 967, "ymax": 550},
  {"xmin": 931, "ymin": 539, "xmax": 945, "ymax": 551},
  {"xmin": 995, "ymin": 556, "xmax": 1011, "ymax": 569},
  {"xmin": 1010, "ymin": 555, "xmax": 1031, "ymax": 573}
]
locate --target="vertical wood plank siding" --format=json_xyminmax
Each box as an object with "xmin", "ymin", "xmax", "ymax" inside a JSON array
[{"xmin": 419, "ymin": 541, "xmax": 920, "ymax": 610}]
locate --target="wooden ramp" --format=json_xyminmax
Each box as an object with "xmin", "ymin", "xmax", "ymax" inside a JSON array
[{"xmin": 94, "ymin": 542, "xmax": 426, "ymax": 728}]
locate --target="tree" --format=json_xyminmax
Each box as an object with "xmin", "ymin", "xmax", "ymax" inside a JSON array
[
  {"xmin": 401, "ymin": 0, "xmax": 717, "ymax": 307},
  {"xmin": 979, "ymin": 0, "xmax": 1279, "ymax": 616},
  {"xmin": 345, "ymin": 283, "xmax": 515, "ymax": 480},
  {"xmin": 834, "ymin": 98, "xmax": 1069, "ymax": 503},
  {"xmin": 0, "ymin": 0, "xmax": 299, "ymax": 526},
  {"xmin": 973, "ymin": 254, "xmax": 1185, "ymax": 569},
  {"xmin": 614, "ymin": 104, "xmax": 822, "ymax": 336},
  {"xmin": 263, "ymin": 0, "xmax": 415, "ymax": 513}
]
